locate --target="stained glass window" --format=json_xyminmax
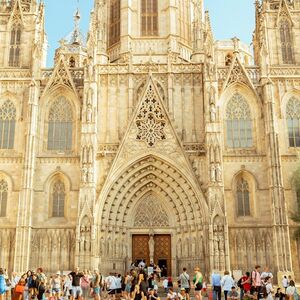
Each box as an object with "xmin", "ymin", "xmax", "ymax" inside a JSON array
[
  {"xmin": 47, "ymin": 96, "xmax": 73, "ymax": 151},
  {"xmin": 226, "ymin": 93, "xmax": 252, "ymax": 148},
  {"xmin": 0, "ymin": 100, "xmax": 16, "ymax": 149},
  {"xmin": 52, "ymin": 180, "xmax": 65, "ymax": 217},
  {"xmin": 109, "ymin": 0, "xmax": 121, "ymax": 46},
  {"xmin": 9, "ymin": 25, "xmax": 21, "ymax": 67},
  {"xmin": 237, "ymin": 178, "xmax": 250, "ymax": 217},
  {"xmin": 287, "ymin": 96, "xmax": 300, "ymax": 147},
  {"xmin": 280, "ymin": 20, "xmax": 293, "ymax": 64},
  {"xmin": 141, "ymin": 0, "xmax": 158, "ymax": 36}
]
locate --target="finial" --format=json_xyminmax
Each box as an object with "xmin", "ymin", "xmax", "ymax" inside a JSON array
[{"xmin": 72, "ymin": 0, "xmax": 81, "ymax": 45}]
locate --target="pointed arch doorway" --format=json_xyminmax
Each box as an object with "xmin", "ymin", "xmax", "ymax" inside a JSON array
[
  {"xmin": 131, "ymin": 193, "xmax": 172, "ymax": 276},
  {"xmin": 132, "ymin": 234, "xmax": 171, "ymax": 276}
]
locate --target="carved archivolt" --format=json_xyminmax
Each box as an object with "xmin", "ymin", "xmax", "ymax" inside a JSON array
[
  {"xmin": 134, "ymin": 194, "xmax": 169, "ymax": 228},
  {"xmin": 99, "ymin": 155, "xmax": 205, "ymax": 229}
]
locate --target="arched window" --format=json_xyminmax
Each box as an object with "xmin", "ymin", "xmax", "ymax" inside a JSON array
[
  {"xmin": 286, "ymin": 96, "xmax": 300, "ymax": 147},
  {"xmin": 47, "ymin": 96, "xmax": 73, "ymax": 151},
  {"xmin": 109, "ymin": 0, "xmax": 121, "ymax": 47},
  {"xmin": 280, "ymin": 20, "xmax": 293, "ymax": 64},
  {"xmin": 237, "ymin": 177, "xmax": 250, "ymax": 217},
  {"xmin": 0, "ymin": 100, "xmax": 16, "ymax": 149},
  {"xmin": 179, "ymin": 0, "xmax": 191, "ymax": 44},
  {"xmin": 0, "ymin": 180, "xmax": 8, "ymax": 217},
  {"xmin": 141, "ymin": 0, "xmax": 158, "ymax": 36},
  {"xmin": 226, "ymin": 93, "xmax": 253, "ymax": 148},
  {"xmin": 52, "ymin": 180, "xmax": 65, "ymax": 217},
  {"xmin": 9, "ymin": 25, "xmax": 21, "ymax": 67}
]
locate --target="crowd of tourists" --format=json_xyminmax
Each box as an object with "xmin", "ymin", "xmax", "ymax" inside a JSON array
[{"xmin": 0, "ymin": 265, "xmax": 298, "ymax": 300}]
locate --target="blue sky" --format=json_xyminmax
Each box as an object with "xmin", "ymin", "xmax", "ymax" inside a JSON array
[{"xmin": 44, "ymin": 0, "xmax": 255, "ymax": 67}]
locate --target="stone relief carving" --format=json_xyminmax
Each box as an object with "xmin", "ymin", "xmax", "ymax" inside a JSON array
[
  {"xmin": 134, "ymin": 194, "xmax": 169, "ymax": 228},
  {"xmin": 136, "ymin": 84, "xmax": 166, "ymax": 147}
]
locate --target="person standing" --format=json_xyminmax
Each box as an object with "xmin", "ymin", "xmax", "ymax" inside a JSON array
[
  {"xmin": 80, "ymin": 271, "xmax": 90, "ymax": 300},
  {"xmin": 193, "ymin": 267, "xmax": 203, "ymax": 300},
  {"xmin": 211, "ymin": 271, "xmax": 221, "ymax": 300},
  {"xmin": 0, "ymin": 269, "xmax": 7, "ymax": 300},
  {"xmin": 221, "ymin": 271, "xmax": 234, "ymax": 300},
  {"xmin": 265, "ymin": 277, "xmax": 274, "ymax": 300},
  {"xmin": 10, "ymin": 273, "xmax": 20, "ymax": 300},
  {"xmin": 282, "ymin": 276, "xmax": 288, "ymax": 294},
  {"xmin": 286, "ymin": 281, "xmax": 298, "ymax": 300},
  {"xmin": 240, "ymin": 272, "xmax": 251, "ymax": 299},
  {"xmin": 178, "ymin": 268, "xmax": 190, "ymax": 300},
  {"xmin": 91, "ymin": 269, "xmax": 101, "ymax": 300},
  {"xmin": 251, "ymin": 265, "xmax": 262, "ymax": 300},
  {"xmin": 69, "ymin": 267, "xmax": 84, "ymax": 300}
]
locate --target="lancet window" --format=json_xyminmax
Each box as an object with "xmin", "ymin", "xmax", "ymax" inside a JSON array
[
  {"xmin": 9, "ymin": 25, "xmax": 21, "ymax": 67},
  {"xmin": 280, "ymin": 20, "xmax": 293, "ymax": 64},
  {"xmin": 47, "ymin": 96, "xmax": 73, "ymax": 151},
  {"xmin": 237, "ymin": 177, "xmax": 251, "ymax": 217},
  {"xmin": 109, "ymin": 0, "xmax": 121, "ymax": 46},
  {"xmin": 287, "ymin": 96, "xmax": 300, "ymax": 147},
  {"xmin": 141, "ymin": 0, "xmax": 158, "ymax": 36},
  {"xmin": 51, "ymin": 180, "xmax": 65, "ymax": 218},
  {"xmin": 0, "ymin": 100, "xmax": 16, "ymax": 149},
  {"xmin": 226, "ymin": 93, "xmax": 253, "ymax": 148}
]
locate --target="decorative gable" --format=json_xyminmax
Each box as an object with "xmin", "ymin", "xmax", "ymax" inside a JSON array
[
  {"xmin": 222, "ymin": 55, "xmax": 256, "ymax": 92},
  {"xmin": 8, "ymin": 0, "xmax": 24, "ymax": 26},
  {"xmin": 42, "ymin": 56, "xmax": 77, "ymax": 96},
  {"xmin": 276, "ymin": 0, "xmax": 293, "ymax": 25}
]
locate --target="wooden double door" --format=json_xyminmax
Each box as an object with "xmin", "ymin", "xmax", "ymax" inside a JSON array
[{"xmin": 132, "ymin": 234, "xmax": 171, "ymax": 276}]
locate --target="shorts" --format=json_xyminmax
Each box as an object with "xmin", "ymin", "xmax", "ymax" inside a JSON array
[
  {"xmin": 184, "ymin": 288, "xmax": 190, "ymax": 294},
  {"xmin": 108, "ymin": 289, "xmax": 116, "ymax": 295},
  {"xmin": 71, "ymin": 286, "xmax": 82, "ymax": 297},
  {"xmin": 52, "ymin": 288, "xmax": 61, "ymax": 294},
  {"xmin": 195, "ymin": 283, "xmax": 202, "ymax": 291},
  {"xmin": 93, "ymin": 287, "xmax": 100, "ymax": 295},
  {"xmin": 116, "ymin": 289, "xmax": 122, "ymax": 294},
  {"xmin": 125, "ymin": 284, "xmax": 131, "ymax": 293}
]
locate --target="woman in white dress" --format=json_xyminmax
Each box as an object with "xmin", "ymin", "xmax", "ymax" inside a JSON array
[{"xmin": 265, "ymin": 277, "xmax": 274, "ymax": 300}]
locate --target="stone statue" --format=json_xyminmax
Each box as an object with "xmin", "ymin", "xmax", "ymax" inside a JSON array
[
  {"xmin": 210, "ymin": 104, "xmax": 216, "ymax": 122},
  {"xmin": 210, "ymin": 164, "xmax": 216, "ymax": 182},
  {"xmin": 209, "ymin": 87, "xmax": 215, "ymax": 105},
  {"xmin": 148, "ymin": 235, "xmax": 155, "ymax": 262},
  {"xmin": 82, "ymin": 166, "xmax": 88, "ymax": 183},
  {"xmin": 86, "ymin": 104, "xmax": 93, "ymax": 123},
  {"xmin": 88, "ymin": 146, "xmax": 94, "ymax": 164},
  {"xmin": 216, "ymin": 163, "xmax": 222, "ymax": 182}
]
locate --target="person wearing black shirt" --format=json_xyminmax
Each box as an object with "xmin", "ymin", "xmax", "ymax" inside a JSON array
[{"xmin": 69, "ymin": 268, "xmax": 84, "ymax": 300}]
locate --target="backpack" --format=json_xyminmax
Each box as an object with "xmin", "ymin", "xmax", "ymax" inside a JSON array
[
  {"xmin": 260, "ymin": 284, "xmax": 268, "ymax": 298},
  {"xmin": 237, "ymin": 278, "xmax": 243, "ymax": 289}
]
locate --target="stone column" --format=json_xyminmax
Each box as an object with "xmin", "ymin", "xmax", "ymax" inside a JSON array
[
  {"xmin": 14, "ymin": 80, "xmax": 40, "ymax": 272},
  {"xmin": 204, "ymin": 58, "xmax": 230, "ymax": 273},
  {"xmin": 262, "ymin": 78, "xmax": 293, "ymax": 274}
]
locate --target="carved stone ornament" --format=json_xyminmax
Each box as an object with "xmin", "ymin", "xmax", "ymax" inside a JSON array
[
  {"xmin": 134, "ymin": 194, "xmax": 169, "ymax": 227},
  {"xmin": 136, "ymin": 84, "xmax": 166, "ymax": 147}
]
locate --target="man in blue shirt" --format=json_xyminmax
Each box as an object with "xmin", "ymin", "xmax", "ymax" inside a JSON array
[{"xmin": 211, "ymin": 271, "xmax": 222, "ymax": 300}]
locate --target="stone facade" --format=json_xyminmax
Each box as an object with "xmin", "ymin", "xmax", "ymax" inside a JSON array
[{"xmin": 0, "ymin": 0, "xmax": 300, "ymax": 280}]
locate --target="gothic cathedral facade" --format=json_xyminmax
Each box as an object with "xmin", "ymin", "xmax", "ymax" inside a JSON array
[{"xmin": 0, "ymin": 0, "xmax": 300, "ymax": 280}]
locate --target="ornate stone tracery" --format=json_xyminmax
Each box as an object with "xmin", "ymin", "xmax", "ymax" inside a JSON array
[
  {"xmin": 136, "ymin": 84, "xmax": 166, "ymax": 147},
  {"xmin": 286, "ymin": 96, "xmax": 300, "ymax": 119},
  {"xmin": 226, "ymin": 93, "xmax": 251, "ymax": 120},
  {"xmin": 134, "ymin": 194, "xmax": 169, "ymax": 227}
]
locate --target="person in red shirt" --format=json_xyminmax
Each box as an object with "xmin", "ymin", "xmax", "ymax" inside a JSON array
[{"xmin": 241, "ymin": 272, "xmax": 251, "ymax": 294}]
